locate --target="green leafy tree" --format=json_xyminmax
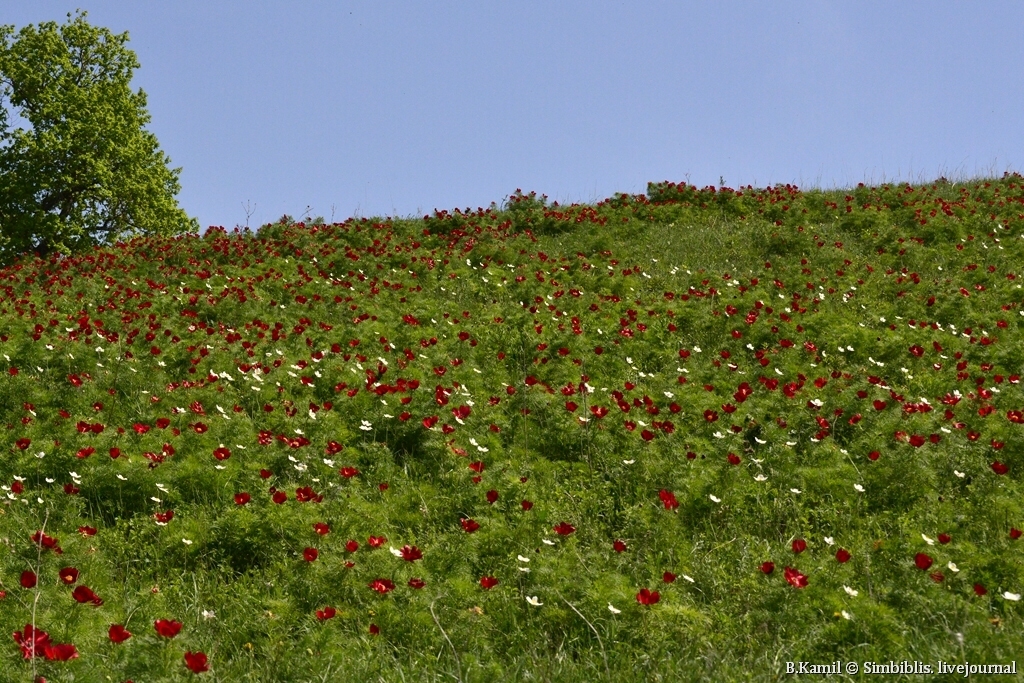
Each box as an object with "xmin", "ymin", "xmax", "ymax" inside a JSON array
[{"xmin": 0, "ymin": 10, "xmax": 197, "ymax": 263}]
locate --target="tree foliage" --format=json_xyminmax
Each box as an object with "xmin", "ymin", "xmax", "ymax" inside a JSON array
[{"xmin": 0, "ymin": 10, "xmax": 197, "ymax": 263}]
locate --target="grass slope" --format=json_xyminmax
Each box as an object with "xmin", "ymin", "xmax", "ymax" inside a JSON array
[{"xmin": 1, "ymin": 177, "xmax": 1024, "ymax": 681}]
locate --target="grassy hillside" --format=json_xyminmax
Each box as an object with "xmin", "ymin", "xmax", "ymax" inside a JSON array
[{"xmin": 2, "ymin": 176, "xmax": 1024, "ymax": 681}]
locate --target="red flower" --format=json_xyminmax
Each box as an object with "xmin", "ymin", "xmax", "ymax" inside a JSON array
[
  {"xmin": 662, "ymin": 571, "xmax": 676, "ymax": 583},
  {"xmin": 553, "ymin": 522, "xmax": 576, "ymax": 536},
  {"xmin": 154, "ymin": 619, "xmax": 183, "ymax": 638},
  {"xmin": 930, "ymin": 571, "xmax": 945, "ymax": 583},
  {"xmin": 345, "ymin": 539, "xmax": 360, "ymax": 552},
  {"xmin": 914, "ymin": 553, "xmax": 933, "ymax": 570},
  {"xmin": 369, "ymin": 578, "xmax": 395, "ymax": 594},
  {"xmin": 868, "ymin": 450, "xmax": 880, "ymax": 461},
  {"xmin": 339, "ymin": 467, "xmax": 359, "ymax": 478},
  {"xmin": 77, "ymin": 526, "xmax": 97, "ymax": 536},
  {"xmin": 791, "ymin": 539, "xmax": 807, "ymax": 554},
  {"xmin": 461, "ymin": 518, "xmax": 480, "ymax": 533},
  {"xmin": 991, "ymin": 461, "xmax": 1008, "ymax": 475},
  {"xmin": 783, "ymin": 566, "xmax": 808, "ymax": 588},
  {"xmin": 1011, "ymin": 528, "xmax": 1022, "ymax": 540},
  {"xmin": 109, "ymin": 447, "xmax": 121, "ymax": 459},
  {"xmin": 44, "ymin": 642, "xmax": 79, "ymax": 661},
  {"xmin": 272, "ymin": 491, "xmax": 287, "ymax": 504},
  {"xmin": 835, "ymin": 548, "xmax": 851, "ymax": 563},
  {"xmin": 13, "ymin": 624, "xmax": 51, "ymax": 659},
  {"xmin": 20, "ymin": 571, "xmax": 37, "ymax": 588},
  {"xmin": 727, "ymin": 453, "xmax": 741, "ymax": 465},
  {"xmin": 313, "ymin": 522, "xmax": 330, "ymax": 535},
  {"xmin": 486, "ymin": 489, "xmax": 499, "ymax": 504},
  {"xmin": 259, "ymin": 468, "xmax": 273, "ymax": 479},
  {"xmin": 938, "ymin": 533, "xmax": 951, "ymax": 544},
  {"xmin": 636, "ymin": 588, "xmax": 660, "ymax": 605},
  {"xmin": 400, "ymin": 545, "xmax": 423, "ymax": 561},
  {"xmin": 703, "ymin": 409, "xmax": 718, "ymax": 422},
  {"xmin": 184, "ymin": 650, "xmax": 209, "ymax": 673},
  {"xmin": 108, "ymin": 624, "xmax": 132, "ymax": 643},
  {"xmin": 613, "ymin": 540, "xmax": 627, "ymax": 553},
  {"xmin": 213, "ymin": 446, "xmax": 231, "ymax": 461},
  {"xmin": 303, "ymin": 547, "xmax": 319, "ymax": 562},
  {"xmin": 316, "ymin": 606, "xmax": 337, "ymax": 621},
  {"xmin": 479, "ymin": 575, "xmax": 499, "ymax": 590},
  {"xmin": 59, "ymin": 567, "xmax": 79, "ymax": 584},
  {"xmin": 369, "ymin": 624, "xmax": 380, "ymax": 635},
  {"xmin": 521, "ymin": 499, "xmax": 534, "ymax": 511},
  {"xmin": 760, "ymin": 561, "xmax": 775, "ymax": 574},
  {"xmin": 154, "ymin": 510, "xmax": 174, "ymax": 524},
  {"xmin": 408, "ymin": 578, "xmax": 426, "ymax": 589},
  {"xmin": 659, "ymin": 489, "xmax": 679, "ymax": 511},
  {"xmin": 368, "ymin": 535, "xmax": 386, "ymax": 548},
  {"xmin": 15, "ymin": 437, "xmax": 31, "ymax": 450},
  {"xmin": 234, "ymin": 492, "xmax": 251, "ymax": 505},
  {"xmin": 909, "ymin": 434, "xmax": 926, "ymax": 448},
  {"xmin": 468, "ymin": 460, "xmax": 486, "ymax": 473},
  {"xmin": 974, "ymin": 583, "xmax": 988, "ymax": 596}
]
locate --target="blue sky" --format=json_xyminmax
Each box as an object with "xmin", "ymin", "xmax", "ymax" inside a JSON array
[{"xmin": 5, "ymin": 2, "xmax": 1024, "ymax": 229}]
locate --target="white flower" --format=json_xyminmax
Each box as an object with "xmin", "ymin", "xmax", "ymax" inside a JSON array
[
  {"xmin": 682, "ymin": 574, "xmax": 695, "ymax": 583},
  {"xmin": 709, "ymin": 494, "xmax": 721, "ymax": 503},
  {"xmin": 182, "ymin": 538, "xmax": 193, "ymax": 545},
  {"xmin": 151, "ymin": 497, "xmax": 162, "ymax": 503},
  {"xmin": 824, "ymin": 537, "xmax": 834, "ymax": 546},
  {"xmin": 518, "ymin": 566, "xmax": 531, "ymax": 573},
  {"xmin": 526, "ymin": 596, "xmax": 543, "ymax": 606},
  {"xmin": 922, "ymin": 534, "xmax": 935, "ymax": 546},
  {"xmin": 948, "ymin": 562, "xmax": 959, "ymax": 573},
  {"xmin": 202, "ymin": 610, "xmax": 216, "ymax": 620},
  {"xmin": 843, "ymin": 585, "xmax": 858, "ymax": 597},
  {"xmin": 754, "ymin": 474, "xmax": 767, "ymax": 482},
  {"xmin": 117, "ymin": 474, "xmax": 127, "ymax": 481},
  {"xmin": 713, "ymin": 431, "xmax": 725, "ymax": 439},
  {"xmin": 1003, "ymin": 592, "xmax": 1021, "ymax": 601},
  {"xmin": 608, "ymin": 604, "xmax": 621, "ymax": 614},
  {"xmin": 954, "ymin": 470, "xmax": 966, "ymax": 478},
  {"xmin": 623, "ymin": 459, "xmax": 635, "ymax": 465},
  {"xmin": 390, "ymin": 547, "xmax": 403, "ymax": 557},
  {"xmin": 517, "ymin": 555, "xmax": 531, "ymax": 563},
  {"xmin": 790, "ymin": 488, "xmax": 801, "ymax": 494},
  {"xmin": 854, "ymin": 484, "xmax": 865, "ymax": 493},
  {"xmin": 754, "ymin": 437, "xmax": 767, "ymax": 444},
  {"xmin": 542, "ymin": 539, "xmax": 555, "ymax": 546},
  {"xmin": 785, "ymin": 441, "xmax": 797, "ymax": 446},
  {"xmin": 841, "ymin": 610, "xmax": 852, "ymax": 620}
]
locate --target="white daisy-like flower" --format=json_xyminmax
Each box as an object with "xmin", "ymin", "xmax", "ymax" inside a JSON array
[
  {"xmin": 785, "ymin": 441, "xmax": 797, "ymax": 447},
  {"xmin": 518, "ymin": 567, "xmax": 531, "ymax": 573},
  {"xmin": 754, "ymin": 437, "xmax": 767, "ymax": 444},
  {"xmin": 841, "ymin": 610, "xmax": 852, "ymax": 620},
  {"xmin": 608, "ymin": 604, "xmax": 621, "ymax": 614},
  {"xmin": 389, "ymin": 547, "xmax": 403, "ymax": 557},
  {"xmin": 323, "ymin": 459, "xmax": 334, "ymax": 467},
  {"xmin": 954, "ymin": 470, "xmax": 965, "ymax": 478},
  {"xmin": 844, "ymin": 586, "xmax": 858, "ymax": 597},
  {"xmin": 824, "ymin": 537, "xmax": 834, "ymax": 546},
  {"xmin": 709, "ymin": 494, "xmax": 721, "ymax": 503},
  {"xmin": 517, "ymin": 555, "xmax": 531, "ymax": 563},
  {"xmin": 948, "ymin": 562, "xmax": 959, "ymax": 573},
  {"xmin": 1003, "ymin": 592, "xmax": 1021, "ymax": 601},
  {"xmin": 182, "ymin": 538, "xmax": 193, "ymax": 545},
  {"xmin": 623, "ymin": 460, "xmax": 635, "ymax": 465},
  {"xmin": 682, "ymin": 575, "xmax": 695, "ymax": 583},
  {"xmin": 854, "ymin": 484, "xmax": 865, "ymax": 493},
  {"xmin": 117, "ymin": 474, "xmax": 127, "ymax": 481},
  {"xmin": 790, "ymin": 488, "xmax": 801, "ymax": 494},
  {"xmin": 202, "ymin": 610, "xmax": 216, "ymax": 620},
  {"xmin": 713, "ymin": 432, "xmax": 725, "ymax": 439},
  {"xmin": 526, "ymin": 596, "xmax": 543, "ymax": 606},
  {"xmin": 922, "ymin": 534, "xmax": 935, "ymax": 546},
  {"xmin": 542, "ymin": 539, "xmax": 555, "ymax": 546},
  {"xmin": 754, "ymin": 474, "xmax": 767, "ymax": 482},
  {"xmin": 151, "ymin": 497, "xmax": 162, "ymax": 503}
]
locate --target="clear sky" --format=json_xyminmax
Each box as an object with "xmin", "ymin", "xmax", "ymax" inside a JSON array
[{"xmin": 5, "ymin": 1, "xmax": 1023, "ymax": 230}]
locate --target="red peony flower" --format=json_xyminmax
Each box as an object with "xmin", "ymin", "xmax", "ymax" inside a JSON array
[
  {"xmin": 368, "ymin": 535, "xmax": 386, "ymax": 548},
  {"xmin": 303, "ymin": 547, "xmax": 319, "ymax": 562},
  {"xmin": 636, "ymin": 588, "xmax": 660, "ymax": 605},
  {"xmin": 13, "ymin": 623, "xmax": 50, "ymax": 659},
  {"xmin": 20, "ymin": 571, "xmax": 37, "ymax": 589},
  {"xmin": 486, "ymin": 489, "xmax": 499, "ymax": 504},
  {"xmin": 914, "ymin": 553, "xmax": 933, "ymax": 570},
  {"xmin": 213, "ymin": 446, "xmax": 231, "ymax": 461},
  {"xmin": 108, "ymin": 624, "xmax": 132, "ymax": 643},
  {"xmin": 784, "ymin": 566, "xmax": 808, "ymax": 588},
  {"xmin": 59, "ymin": 567, "xmax": 79, "ymax": 584},
  {"xmin": 760, "ymin": 561, "xmax": 775, "ymax": 574},
  {"xmin": 938, "ymin": 533, "xmax": 951, "ymax": 544},
  {"xmin": 369, "ymin": 578, "xmax": 395, "ymax": 594},
  {"xmin": 553, "ymin": 522, "xmax": 576, "ymax": 536},
  {"xmin": 408, "ymin": 578, "xmax": 426, "ymax": 589},
  {"xmin": 316, "ymin": 606, "xmax": 336, "ymax": 621},
  {"xmin": 479, "ymin": 575, "xmax": 499, "ymax": 590},
  {"xmin": 345, "ymin": 539, "xmax": 360, "ymax": 552},
  {"xmin": 991, "ymin": 461, "xmax": 1008, "ymax": 475},
  {"xmin": 44, "ymin": 642, "xmax": 79, "ymax": 661},
  {"xmin": 400, "ymin": 545, "xmax": 422, "ymax": 561},
  {"xmin": 659, "ymin": 489, "xmax": 679, "ymax": 511},
  {"xmin": 791, "ymin": 539, "xmax": 807, "ymax": 554},
  {"xmin": 1011, "ymin": 528, "xmax": 1022, "ymax": 540},
  {"xmin": 154, "ymin": 619, "xmax": 183, "ymax": 638},
  {"xmin": 613, "ymin": 540, "xmax": 627, "ymax": 553},
  {"xmin": 835, "ymin": 548, "xmax": 851, "ymax": 563},
  {"xmin": 184, "ymin": 650, "xmax": 209, "ymax": 673},
  {"xmin": 313, "ymin": 522, "xmax": 330, "ymax": 535},
  {"xmin": 339, "ymin": 467, "xmax": 359, "ymax": 478},
  {"xmin": 461, "ymin": 518, "xmax": 480, "ymax": 533},
  {"xmin": 521, "ymin": 500, "xmax": 534, "ymax": 511},
  {"xmin": 974, "ymin": 583, "xmax": 988, "ymax": 596},
  {"xmin": 662, "ymin": 571, "xmax": 676, "ymax": 583}
]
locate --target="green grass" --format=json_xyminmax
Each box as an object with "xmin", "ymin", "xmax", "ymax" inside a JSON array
[{"xmin": 1, "ymin": 177, "xmax": 1024, "ymax": 681}]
